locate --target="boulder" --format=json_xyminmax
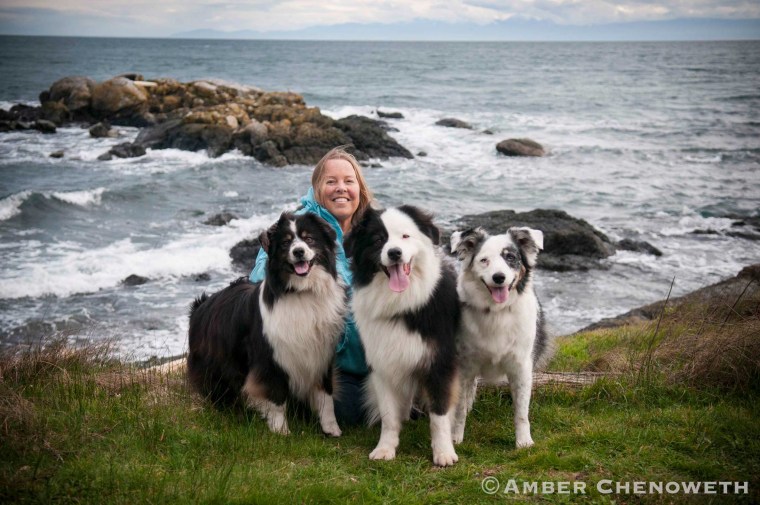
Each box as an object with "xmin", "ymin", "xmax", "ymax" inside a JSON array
[
  {"xmin": 50, "ymin": 150, "xmax": 65, "ymax": 158},
  {"xmin": 89, "ymin": 122, "xmax": 117, "ymax": 138},
  {"xmin": 334, "ymin": 115, "xmax": 413, "ymax": 160},
  {"xmin": 436, "ymin": 118, "xmax": 472, "ymax": 129},
  {"xmin": 452, "ymin": 209, "xmax": 616, "ymax": 271},
  {"xmin": 47, "ymin": 76, "xmax": 96, "ymax": 112},
  {"xmin": 496, "ymin": 138, "xmax": 546, "ymax": 157},
  {"xmin": 122, "ymin": 274, "xmax": 149, "ymax": 286},
  {"xmin": 90, "ymin": 77, "xmax": 148, "ymax": 122},
  {"xmin": 98, "ymin": 142, "xmax": 146, "ymax": 161},
  {"xmin": 230, "ymin": 237, "xmax": 261, "ymax": 272}
]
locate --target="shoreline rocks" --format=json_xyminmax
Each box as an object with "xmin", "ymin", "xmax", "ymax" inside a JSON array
[
  {"xmin": 3, "ymin": 74, "xmax": 414, "ymax": 167},
  {"xmin": 579, "ymin": 263, "xmax": 760, "ymax": 332}
]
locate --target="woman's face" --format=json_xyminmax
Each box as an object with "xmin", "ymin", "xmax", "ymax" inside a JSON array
[{"xmin": 319, "ymin": 158, "xmax": 360, "ymax": 225}]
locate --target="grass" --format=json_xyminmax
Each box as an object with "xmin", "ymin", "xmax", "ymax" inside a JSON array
[{"xmin": 1, "ymin": 284, "xmax": 759, "ymax": 504}]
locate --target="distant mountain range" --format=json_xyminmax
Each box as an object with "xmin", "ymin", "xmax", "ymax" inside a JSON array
[{"xmin": 171, "ymin": 18, "xmax": 760, "ymax": 41}]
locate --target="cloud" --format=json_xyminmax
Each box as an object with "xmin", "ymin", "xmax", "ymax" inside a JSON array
[{"xmin": 1, "ymin": 0, "xmax": 759, "ymax": 36}]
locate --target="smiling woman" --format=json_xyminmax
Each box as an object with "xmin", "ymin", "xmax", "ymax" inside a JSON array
[
  {"xmin": 311, "ymin": 148, "xmax": 372, "ymax": 234},
  {"xmin": 248, "ymin": 145, "xmax": 375, "ymax": 426}
]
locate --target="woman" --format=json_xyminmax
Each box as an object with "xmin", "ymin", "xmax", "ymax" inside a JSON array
[{"xmin": 249, "ymin": 146, "xmax": 372, "ymax": 425}]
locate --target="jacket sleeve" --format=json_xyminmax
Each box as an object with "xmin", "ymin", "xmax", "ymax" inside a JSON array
[{"xmin": 249, "ymin": 247, "xmax": 268, "ymax": 283}]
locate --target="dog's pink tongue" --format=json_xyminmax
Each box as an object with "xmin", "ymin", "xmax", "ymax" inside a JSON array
[
  {"xmin": 490, "ymin": 286, "xmax": 508, "ymax": 303},
  {"xmin": 388, "ymin": 264, "xmax": 410, "ymax": 292},
  {"xmin": 294, "ymin": 261, "xmax": 310, "ymax": 275}
]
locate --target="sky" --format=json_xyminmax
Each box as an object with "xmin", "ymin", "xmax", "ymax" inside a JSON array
[{"xmin": 1, "ymin": 0, "xmax": 759, "ymax": 39}]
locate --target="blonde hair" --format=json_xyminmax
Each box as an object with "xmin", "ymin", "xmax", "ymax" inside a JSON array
[{"xmin": 311, "ymin": 146, "xmax": 373, "ymax": 227}]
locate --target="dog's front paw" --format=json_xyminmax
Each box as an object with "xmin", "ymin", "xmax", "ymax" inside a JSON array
[
  {"xmin": 452, "ymin": 426, "xmax": 465, "ymax": 445},
  {"xmin": 268, "ymin": 419, "xmax": 290, "ymax": 435},
  {"xmin": 515, "ymin": 436, "xmax": 534, "ymax": 449},
  {"xmin": 369, "ymin": 445, "xmax": 396, "ymax": 461},
  {"xmin": 433, "ymin": 448, "xmax": 459, "ymax": 467},
  {"xmin": 322, "ymin": 422, "xmax": 342, "ymax": 437}
]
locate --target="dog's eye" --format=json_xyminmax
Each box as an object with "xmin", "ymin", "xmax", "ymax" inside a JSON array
[
  {"xmin": 505, "ymin": 253, "xmax": 517, "ymax": 262},
  {"xmin": 402, "ymin": 234, "xmax": 410, "ymax": 239},
  {"xmin": 282, "ymin": 240, "xmax": 292, "ymax": 247},
  {"xmin": 303, "ymin": 236, "xmax": 314, "ymax": 245},
  {"xmin": 374, "ymin": 237, "xmax": 384, "ymax": 245},
  {"xmin": 479, "ymin": 258, "xmax": 488, "ymax": 265}
]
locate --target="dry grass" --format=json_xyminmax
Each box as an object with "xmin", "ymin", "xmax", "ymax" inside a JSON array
[{"xmin": 566, "ymin": 276, "xmax": 760, "ymax": 393}]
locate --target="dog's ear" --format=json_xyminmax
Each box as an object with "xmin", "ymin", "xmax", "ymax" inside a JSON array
[
  {"xmin": 398, "ymin": 205, "xmax": 440, "ymax": 245},
  {"xmin": 451, "ymin": 228, "xmax": 486, "ymax": 261},
  {"xmin": 258, "ymin": 226, "xmax": 273, "ymax": 254},
  {"xmin": 302, "ymin": 213, "xmax": 337, "ymax": 249},
  {"xmin": 509, "ymin": 227, "xmax": 543, "ymax": 266},
  {"xmin": 344, "ymin": 207, "xmax": 377, "ymax": 258},
  {"xmin": 260, "ymin": 212, "xmax": 292, "ymax": 254}
]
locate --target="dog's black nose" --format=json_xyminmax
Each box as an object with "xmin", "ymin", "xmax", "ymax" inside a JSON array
[
  {"xmin": 387, "ymin": 248, "xmax": 402, "ymax": 261},
  {"xmin": 293, "ymin": 247, "xmax": 305, "ymax": 259},
  {"xmin": 492, "ymin": 273, "xmax": 506, "ymax": 285}
]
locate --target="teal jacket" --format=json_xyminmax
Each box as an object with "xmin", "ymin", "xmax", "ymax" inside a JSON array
[{"xmin": 249, "ymin": 188, "xmax": 368, "ymax": 376}]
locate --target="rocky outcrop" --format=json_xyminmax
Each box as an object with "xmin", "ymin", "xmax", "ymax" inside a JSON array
[
  {"xmin": 451, "ymin": 209, "xmax": 618, "ymax": 271},
  {"xmin": 580, "ymin": 263, "xmax": 760, "ymax": 332},
  {"xmin": 496, "ymin": 138, "xmax": 546, "ymax": 157},
  {"xmin": 4, "ymin": 74, "xmax": 414, "ymax": 166}
]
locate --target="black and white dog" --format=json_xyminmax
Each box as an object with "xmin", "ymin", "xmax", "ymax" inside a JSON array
[
  {"xmin": 345, "ymin": 206, "xmax": 460, "ymax": 466},
  {"xmin": 187, "ymin": 212, "xmax": 346, "ymax": 436},
  {"xmin": 450, "ymin": 227, "xmax": 550, "ymax": 449}
]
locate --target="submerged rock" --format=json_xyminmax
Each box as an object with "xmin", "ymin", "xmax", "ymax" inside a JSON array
[
  {"xmin": 204, "ymin": 212, "xmax": 239, "ymax": 226},
  {"xmin": 377, "ymin": 110, "xmax": 404, "ymax": 119},
  {"xmin": 435, "ymin": 118, "xmax": 472, "ymax": 129}
]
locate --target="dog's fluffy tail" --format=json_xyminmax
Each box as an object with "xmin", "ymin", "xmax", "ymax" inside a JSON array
[{"xmin": 532, "ymin": 305, "xmax": 555, "ymax": 371}]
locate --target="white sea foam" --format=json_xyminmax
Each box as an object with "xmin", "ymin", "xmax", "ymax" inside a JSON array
[
  {"xmin": 224, "ymin": 191, "xmax": 239, "ymax": 198},
  {"xmin": 0, "ymin": 213, "xmax": 275, "ymax": 300},
  {"xmin": 51, "ymin": 187, "xmax": 106, "ymax": 206},
  {"xmin": 0, "ymin": 191, "xmax": 31, "ymax": 221}
]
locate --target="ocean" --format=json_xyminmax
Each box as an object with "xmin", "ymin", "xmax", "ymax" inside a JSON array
[{"xmin": 1, "ymin": 36, "xmax": 759, "ymax": 359}]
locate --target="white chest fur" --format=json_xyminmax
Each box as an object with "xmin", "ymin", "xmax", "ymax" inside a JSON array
[
  {"xmin": 260, "ymin": 269, "xmax": 345, "ymax": 399},
  {"xmin": 458, "ymin": 290, "xmax": 539, "ymax": 381}
]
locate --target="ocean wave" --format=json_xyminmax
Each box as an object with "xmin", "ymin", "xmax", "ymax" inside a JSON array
[
  {"xmin": 0, "ymin": 213, "xmax": 275, "ymax": 300},
  {"xmin": 0, "ymin": 188, "xmax": 107, "ymax": 222},
  {"xmin": 0, "ymin": 191, "xmax": 32, "ymax": 221},
  {"xmin": 50, "ymin": 188, "xmax": 106, "ymax": 206}
]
